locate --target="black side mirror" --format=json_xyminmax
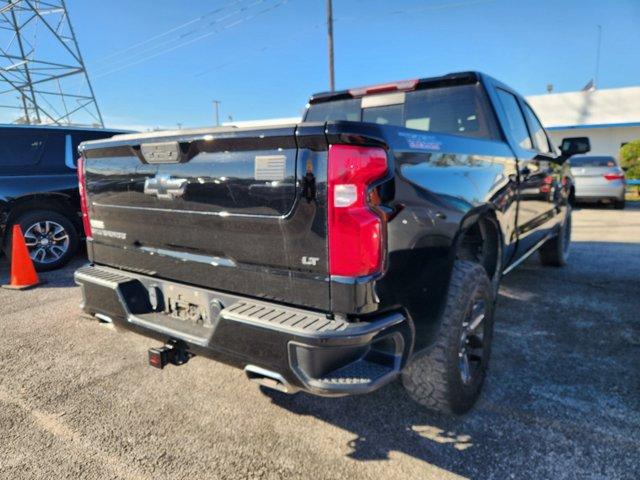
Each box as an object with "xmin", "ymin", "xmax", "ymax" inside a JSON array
[{"xmin": 559, "ymin": 137, "xmax": 591, "ymax": 158}]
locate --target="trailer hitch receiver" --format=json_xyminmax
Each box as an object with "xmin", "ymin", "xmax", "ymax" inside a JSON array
[{"xmin": 148, "ymin": 339, "xmax": 191, "ymax": 369}]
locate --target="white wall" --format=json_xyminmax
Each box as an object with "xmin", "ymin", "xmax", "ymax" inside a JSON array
[
  {"xmin": 527, "ymin": 87, "xmax": 640, "ymax": 128},
  {"xmin": 547, "ymin": 126, "xmax": 640, "ymax": 160}
]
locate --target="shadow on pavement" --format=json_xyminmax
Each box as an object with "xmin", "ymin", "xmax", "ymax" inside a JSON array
[
  {"xmin": 261, "ymin": 240, "xmax": 640, "ymax": 479},
  {"xmin": 573, "ymin": 199, "xmax": 640, "ymax": 211}
]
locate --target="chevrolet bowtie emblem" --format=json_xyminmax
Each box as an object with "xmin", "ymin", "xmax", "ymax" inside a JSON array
[{"xmin": 144, "ymin": 174, "xmax": 187, "ymax": 200}]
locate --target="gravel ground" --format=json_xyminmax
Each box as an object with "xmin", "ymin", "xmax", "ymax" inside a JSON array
[{"xmin": 0, "ymin": 204, "xmax": 638, "ymax": 480}]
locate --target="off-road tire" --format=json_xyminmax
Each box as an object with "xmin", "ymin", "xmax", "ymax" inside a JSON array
[
  {"xmin": 7, "ymin": 210, "xmax": 79, "ymax": 272},
  {"xmin": 402, "ymin": 260, "xmax": 494, "ymax": 414},
  {"xmin": 539, "ymin": 206, "xmax": 571, "ymax": 267}
]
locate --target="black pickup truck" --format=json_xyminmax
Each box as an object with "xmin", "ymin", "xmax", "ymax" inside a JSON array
[{"xmin": 74, "ymin": 72, "xmax": 589, "ymax": 414}]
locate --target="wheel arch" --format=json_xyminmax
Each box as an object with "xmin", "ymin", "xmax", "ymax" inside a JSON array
[
  {"xmin": 2, "ymin": 193, "xmax": 80, "ymax": 253},
  {"xmin": 453, "ymin": 206, "xmax": 504, "ymax": 290}
]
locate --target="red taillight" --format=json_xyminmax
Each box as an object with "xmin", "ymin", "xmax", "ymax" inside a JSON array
[
  {"xmin": 603, "ymin": 172, "xmax": 625, "ymax": 181},
  {"xmin": 327, "ymin": 144, "xmax": 388, "ymax": 277},
  {"xmin": 349, "ymin": 79, "xmax": 418, "ymax": 97},
  {"xmin": 77, "ymin": 155, "xmax": 92, "ymax": 239},
  {"xmin": 540, "ymin": 175, "xmax": 553, "ymax": 193}
]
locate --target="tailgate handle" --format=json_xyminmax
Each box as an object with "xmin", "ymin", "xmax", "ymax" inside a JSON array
[{"xmin": 140, "ymin": 141, "xmax": 183, "ymax": 164}]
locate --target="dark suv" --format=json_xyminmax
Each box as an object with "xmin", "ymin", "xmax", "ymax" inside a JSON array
[{"xmin": 0, "ymin": 125, "xmax": 125, "ymax": 271}]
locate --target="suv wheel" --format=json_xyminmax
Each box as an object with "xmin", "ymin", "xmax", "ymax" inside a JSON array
[
  {"xmin": 8, "ymin": 210, "xmax": 79, "ymax": 271},
  {"xmin": 402, "ymin": 260, "xmax": 495, "ymax": 414},
  {"xmin": 539, "ymin": 206, "xmax": 571, "ymax": 266},
  {"xmin": 614, "ymin": 198, "xmax": 625, "ymax": 210}
]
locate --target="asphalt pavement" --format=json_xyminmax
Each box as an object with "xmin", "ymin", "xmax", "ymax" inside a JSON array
[{"xmin": 1, "ymin": 204, "xmax": 639, "ymax": 480}]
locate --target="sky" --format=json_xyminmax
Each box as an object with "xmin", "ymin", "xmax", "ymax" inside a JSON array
[{"xmin": 66, "ymin": 0, "xmax": 640, "ymax": 130}]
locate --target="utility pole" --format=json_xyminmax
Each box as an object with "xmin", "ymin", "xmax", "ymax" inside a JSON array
[
  {"xmin": 326, "ymin": 0, "xmax": 335, "ymax": 91},
  {"xmin": 594, "ymin": 25, "xmax": 602, "ymax": 89},
  {"xmin": 212, "ymin": 100, "xmax": 221, "ymax": 126}
]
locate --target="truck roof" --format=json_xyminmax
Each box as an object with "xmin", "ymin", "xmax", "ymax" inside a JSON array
[{"xmin": 308, "ymin": 71, "xmax": 488, "ymax": 105}]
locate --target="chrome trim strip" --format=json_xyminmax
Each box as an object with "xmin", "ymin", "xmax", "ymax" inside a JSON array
[
  {"xmin": 502, "ymin": 234, "xmax": 553, "ymax": 275},
  {"xmin": 91, "ymin": 202, "xmax": 288, "ymax": 219},
  {"xmin": 139, "ymin": 246, "xmax": 236, "ymax": 267},
  {"xmin": 244, "ymin": 365, "xmax": 297, "ymax": 393}
]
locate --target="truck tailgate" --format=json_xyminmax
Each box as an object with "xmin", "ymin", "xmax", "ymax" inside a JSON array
[{"xmin": 80, "ymin": 125, "xmax": 330, "ymax": 311}]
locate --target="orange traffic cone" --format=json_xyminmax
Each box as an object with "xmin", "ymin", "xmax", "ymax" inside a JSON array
[{"xmin": 2, "ymin": 224, "xmax": 41, "ymax": 290}]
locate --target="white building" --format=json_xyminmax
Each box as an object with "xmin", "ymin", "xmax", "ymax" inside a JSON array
[{"xmin": 527, "ymin": 86, "xmax": 640, "ymax": 160}]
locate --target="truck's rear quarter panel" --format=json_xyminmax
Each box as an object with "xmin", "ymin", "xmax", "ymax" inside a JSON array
[{"xmin": 325, "ymin": 122, "xmax": 517, "ymax": 347}]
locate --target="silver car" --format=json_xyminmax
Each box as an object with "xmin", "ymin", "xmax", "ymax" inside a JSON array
[{"xmin": 569, "ymin": 155, "xmax": 626, "ymax": 209}]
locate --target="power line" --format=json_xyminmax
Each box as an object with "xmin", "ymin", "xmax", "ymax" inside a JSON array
[
  {"xmin": 94, "ymin": 0, "xmax": 244, "ymax": 64},
  {"xmin": 335, "ymin": 0, "xmax": 495, "ymax": 23},
  {"xmin": 193, "ymin": 19, "xmax": 323, "ymax": 78},
  {"xmin": 90, "ymin": 0, "xmax": 269, "ymax": 76},
  {"xmin": 92, "ymin": 0, "xmax": 289, "ymax": 80}
]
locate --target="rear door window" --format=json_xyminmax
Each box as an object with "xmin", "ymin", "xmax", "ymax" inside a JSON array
[
  {"xmin": 523, "ymin": 104, "xmax": 551, "ymax": 153},
  {"xmin": 496, "ymin": 89, "xmax": 532, "ymax": 150},
  {"xmin": 0, "ymin": 131, "xmax": 47, "ymax": 167}
]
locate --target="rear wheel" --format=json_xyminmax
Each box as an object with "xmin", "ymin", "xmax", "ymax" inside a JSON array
[
  {"xmin": 539, "ymin": 206, "xmax": 571, "ymax": 267},
  {"xmin": 7, "ymin": 210, "xmax": 79, "ymax": 271},
  {"xmin": 402, "ymin": 261, "xmax": 494, "ymax": 414},
  {"xmin": 614, "ymin": 198, "xmax": 625, "ymax": 210}
]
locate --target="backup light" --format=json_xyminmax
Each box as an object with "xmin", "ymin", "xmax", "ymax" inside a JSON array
[{"xmin": 333, "ymin": 184, "xmax": 358, "ymax": 207}]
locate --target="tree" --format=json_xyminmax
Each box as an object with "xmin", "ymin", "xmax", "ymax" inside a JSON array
[{"xmin": 620, "ymin": 140, "xmax": 640, "ymax": 179}]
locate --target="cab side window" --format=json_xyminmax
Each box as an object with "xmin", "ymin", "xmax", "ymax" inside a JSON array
[
  {"xmin": 523, "ymin": 104, "xmax": 551, "ymax": 154},
  {"xmin": 496, "ymin": 89, "xmax": 532, "ymax": 151}
]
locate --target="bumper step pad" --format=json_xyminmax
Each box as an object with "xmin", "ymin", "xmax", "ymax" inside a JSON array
[
  {"xmin": 222, "ymin": 300, "xmax": 348, "ymax": 334},
  {"xmin": 320, "ymin": 359, "xmax": 394, "ymax": 385}
]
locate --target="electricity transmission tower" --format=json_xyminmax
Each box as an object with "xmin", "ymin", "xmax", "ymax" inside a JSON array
[{"xmin": 0, "ymin": 0, "xmax": 103, "ymax": 126}]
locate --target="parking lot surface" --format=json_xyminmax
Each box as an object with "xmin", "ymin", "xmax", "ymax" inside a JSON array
[{"xmin": 1, "ymin": 204, "xmax": 639, "ymax": 480}]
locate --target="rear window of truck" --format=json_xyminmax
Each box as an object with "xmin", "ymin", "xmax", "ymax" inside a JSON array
[{"xmin": 305, "ymin": 83, "xmax": 501, "ymax": 141}]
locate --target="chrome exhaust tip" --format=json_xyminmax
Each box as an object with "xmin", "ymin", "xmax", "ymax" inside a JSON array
[{"xmin": 244, "ymin": 365, "xmax": 297, "ymax": 394}]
